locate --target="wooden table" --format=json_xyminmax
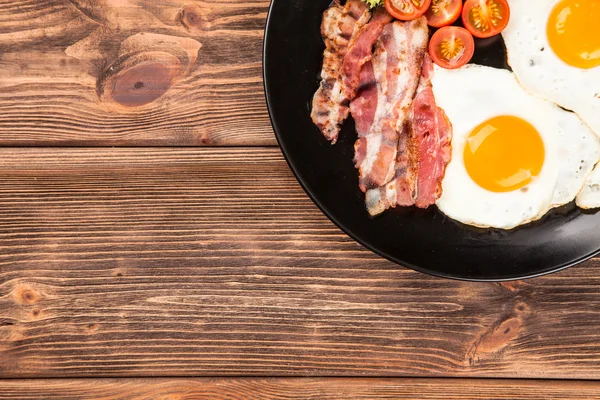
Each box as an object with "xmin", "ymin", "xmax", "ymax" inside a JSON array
[{"xmin": 1, "ymin": 1, "xmax": 600, "ymax": 398}]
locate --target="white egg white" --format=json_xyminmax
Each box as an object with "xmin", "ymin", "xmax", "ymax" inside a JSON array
[
  {"xmin": 552, "ymin": 110, "xmax": 600, "ymax": 207},
  {"xmin": 577, "ymin": 163, "xmax": 600, "ymax": 209},
  {"xmin": 431, "ymin": 65, "xmax": 600, "ymax": 229},
  {"xmin": 502, "ymin": 0, "xmax": 600, "ymax": 138}
]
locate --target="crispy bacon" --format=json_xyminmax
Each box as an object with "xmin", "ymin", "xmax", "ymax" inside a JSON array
[
  {"xmin": 366, "ymin": 54, "xmax": 453, "ymax": 216},
  {"xmin": 342, "ymin": 8, "xmax": 394, "ymax": 100},
  {"xmin": 311, "ymin": 5, "xmax": 453, "ymax": 216},
  {"xmin": 413, "ymin": 55, "xmax": 453, "ymax": 208},
  {"xmin": 310, "ymin": 0, "xmax": 371, "ymax": 144},
  {"xmin": 353, "ymin": 18, "xmax": 429, "ymax": 193},
  {"xmin": 349, "ymin": 61, "xmax": 378, "ymax": 136}
]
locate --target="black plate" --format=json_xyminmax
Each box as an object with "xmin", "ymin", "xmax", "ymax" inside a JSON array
[{"xmin": 263, "ymin": 0, "xmax": 600, "ymax": 281}]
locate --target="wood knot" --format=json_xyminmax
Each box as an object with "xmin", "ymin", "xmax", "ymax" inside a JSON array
[
  {"xmin": 13, "ymin": 285, "xmax": 41, "ymax": 306},
  {"xmin": 85, "ymin": 323, "xmax": 99, "ymax": 334},
  {"xmin": 179, "ymin": 5, "xmax": 207, "ymax": 31},
  {"xmin": 98, "ymin": 33, "xmax": 202, "ymax": 109},
  {"xmin": 514, "ymin": 301, "xmax": 531, "ymax": 316},
  {"xmin": 104, "ymin": 54, "xmax": 181, "ymax": 108},
  {"xmin": 467, "ymin": 302, "xmax": 530, "ymax": 366},
  {"xmin": 113, "ymin": 268, "xmax": 124, "ymax": 277}
]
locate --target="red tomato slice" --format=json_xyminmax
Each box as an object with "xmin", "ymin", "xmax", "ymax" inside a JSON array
[
  {"xmin": 425, "ymin": 0, "xmax": 463, "ymax": 28},
  {"xmin": 429, "ymin": 26, "xmax": 475, "ymax": 69},
  {"xmin": 462, "ymin": 0, "xmax": 511, "ymax": 38},
  {"xmin": 384, "ymin": 0, "xmax": 432, "ymax": 21}
]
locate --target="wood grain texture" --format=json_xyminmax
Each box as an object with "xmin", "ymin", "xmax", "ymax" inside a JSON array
[
  {"xmin": 2, "ymin": 378, "xmax": 600, "ymax": 399},
  {"xmin": 0, "ymin": 0, "xmax": 274, "ymax": 146},
  {"xmin": 2, "ymin": 148, "xmax": 600, "ymax": 379}
]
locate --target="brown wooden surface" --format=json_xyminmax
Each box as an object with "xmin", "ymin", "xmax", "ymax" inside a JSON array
[
  {"xmin": 0, "ymin": 0, "xmax": 273, "ymax": 146},
  {"xmin": 1, "ymin": 148, "xmax": 600, "ymax": 380},
  {"xmin": 2, "ymin": 0, "xmax": 600, "ymax": 396},
  {"xmin": 3, "ymin": 378, "xmax": 600, "ymax": 399}
]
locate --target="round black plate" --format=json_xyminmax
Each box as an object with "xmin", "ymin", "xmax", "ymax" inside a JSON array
[{"xmin": 263, "ymin": 0, "xmax": 600, "ymax": 281}]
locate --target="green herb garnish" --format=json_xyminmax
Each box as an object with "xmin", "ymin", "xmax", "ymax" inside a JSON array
[{"xmin": 362, "ymin": 0, "xmax": 383, "ymax": 8}]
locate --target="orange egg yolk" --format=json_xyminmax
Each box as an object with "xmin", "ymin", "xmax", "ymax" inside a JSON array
[
  {"xmin": 547, "ymin": 0, "xmax": 600, "ymax": 69},
  {"xmin": 464, "ymin": 116, "xmax": 545, "ymax": 192}
]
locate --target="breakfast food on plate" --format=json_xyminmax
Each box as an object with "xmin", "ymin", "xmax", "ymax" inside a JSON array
[
  {"xmin": 311, "ymin": 0, "xmax": 600, "ymax": 229},
  {"xmin": 383, "ymin": 0, "xmax": 431, "ymax": 21},
  {"xmin": 310, "ymin": 0, "xmax": 370, "ymax": 143},
  {"xmin": 342, "ymin": 8, "xmax": 395, "ymax": 100},
  {"xmin": 365, "ymin": 54, "xmax": 452, "ymax": 215},
  {"xmin": 311, "ymin": 1, "xmax": 391, "ymax": 143},
  {"xmin": 502, "ymin": 0, "xmax": 600, "ymax": 218},
  {"xmin": 577, "ymin": 167, "xmax": 600, "ymax": 210},
  {"xmin": 432, "ymin": 65, "xmax": 600, "ymax": 229},
  {"xmin": 425, "ymin": 0, "xmax": 462, "ymax": 28},
  {"xmin": 428, "ymin": 26, "xmax": 475, "ymax": 69},
  {"xmin": 502, "ymin": 0, "xmax": 600, "ymax": 139},
  {"xmin": 462, "ymin": 0, "xmax": 510, "ymax": 38},
  {"xmin": 352, "ymin": 17, "xmax": 430, "ymax": 192}
]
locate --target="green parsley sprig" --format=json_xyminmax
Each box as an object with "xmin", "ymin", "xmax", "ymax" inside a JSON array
[{"xmin": 362, "ymin": 0, "xmax": 383, "ymax": 8}]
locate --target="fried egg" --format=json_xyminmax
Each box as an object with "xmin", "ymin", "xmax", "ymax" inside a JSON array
[
  {"xmin": 431, "ymin": 65, "xmax": 600, "ymax": 229},
  {"xmin": 502, "ymin": 0, "xmax": 600, "ymax": 137}
]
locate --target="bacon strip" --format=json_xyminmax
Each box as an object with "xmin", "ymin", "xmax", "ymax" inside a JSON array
[
  {"xmin": 342, "ymin": 8, "xmax": 394, "ymax": 100},
  {"xmin": 311, "ymin": 6, "xmax": 453, "ymax": 216},
  {"xmin": 413, "ymin": 55, "xmax": 453, "ymax": 208},
  {"xmin": 310, "ymin": 0, "xmax": 371, "ymax": 144},
  {"xmin": 366, "ymin": 54, "xmax": 453, "ymax": 216},
  {"xmin": 353, "ymin": 18, "xmax": 429, "ymax": 193},
  {"xmin": 349, "ymin": 61, "xmax": 378, "ymax": 136}
]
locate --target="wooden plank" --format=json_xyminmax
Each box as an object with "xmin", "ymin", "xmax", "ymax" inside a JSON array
[
  {"xmin": 0, "ymin": 0, "xmax": 274, "ymax": 146},
  {"xmin": 1, "ymin": 148, "xmax": 600, "ymax": 379},
  {"xmin": 2, "ymin": 378, "xmax": 600, "ymax": 399}
]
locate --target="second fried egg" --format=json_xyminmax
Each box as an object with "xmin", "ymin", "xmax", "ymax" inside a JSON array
[{"xmin": 502, "ymin": 0, "xmax": 600, "ymax": 137}]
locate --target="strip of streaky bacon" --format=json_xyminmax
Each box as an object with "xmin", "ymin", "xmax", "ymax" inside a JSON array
[
  {"xmin": 366, "ymin": 54, "xmax": 453, "ymax": 216},
  {"xmin": 413, "ymin": 55, "xmax": 453, "ymax": 208},
  {"xmin": 352, "ymin": 17, "xmax": 429, "ymax": 193},
  {"xmin": 342, "ymin": 8, "xmax": 394, "ymax": 100},
  {"xmin": 310, "ymin": 0, "xmax": 371, "ymax": 144}
]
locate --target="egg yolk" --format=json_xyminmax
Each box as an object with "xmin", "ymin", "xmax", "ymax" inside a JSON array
[
  {"xmin": 547, "ymin": 0, "xmax": 600, "ymax": 69},
  {"xmin": 464, "ymin": 116, "xmax": 545, "ymax": 192}
]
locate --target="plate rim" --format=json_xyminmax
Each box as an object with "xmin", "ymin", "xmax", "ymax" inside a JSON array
[{"xmin": 261, "ymin": 0, "xmax": 600, "ymax": 282}]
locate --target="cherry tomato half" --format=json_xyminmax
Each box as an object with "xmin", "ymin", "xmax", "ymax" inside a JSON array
[
  {"xmin": 462, "ymin": 0, "xmax": 511, "ymax": 38},
  {"xmin": 425, "ymin": 0, "xmax": 463, "ymax": 28},
  {"xmin": 384, "ymin": 0, "xmax": 432, "ymax": 21},
  {"xmin": 429, "ymin": 26, "xmax": 475, "ymax": 69}
]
